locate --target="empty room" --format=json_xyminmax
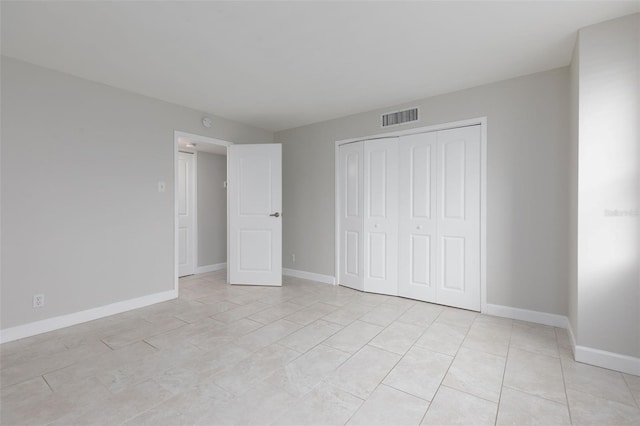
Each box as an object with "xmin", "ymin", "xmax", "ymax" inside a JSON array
[{"xmin": 1, "ymin": 1, "xmax": 639, "ymax": 425}]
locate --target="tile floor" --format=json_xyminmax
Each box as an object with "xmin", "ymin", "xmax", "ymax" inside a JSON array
[{"xmin": 1, "ymin": 271, "xmax": 639, "ymax": 425}]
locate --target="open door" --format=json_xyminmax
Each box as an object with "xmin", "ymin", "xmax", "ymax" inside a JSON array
[{"xmin": 228, "ymin": 144, "xmax": 282, "ymax": 286}]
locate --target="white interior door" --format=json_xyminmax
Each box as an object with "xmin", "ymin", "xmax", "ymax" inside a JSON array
[
  {"xmin": 228, "ymin": 144, "xmax": 282, "ymax": 286},
  {"xmin": 178, "ymin": 151, "xmax": 196, "ymax": 277},
  {"xmin": 435, "ymin": 126, "xmax": 481, "ymax": 311},
  {"xmin": 363, "ymin": 138, "xmax": 398, "ymax": 295},
  {"xmin": 338, "ymin": 142, "xmax": 364, "ymax": 291},
  {"xmin": 398, "ymin": 132, "xmax": 437, "ymax": 302}
]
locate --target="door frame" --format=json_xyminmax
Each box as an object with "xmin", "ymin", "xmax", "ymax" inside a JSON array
[
  {"xmin": 334, "ymin": 117, "xmax": 488, "ymax": 313},
  {"xmin": 174, "ymin": 131, "xmax": 234, "ymax": 295}
]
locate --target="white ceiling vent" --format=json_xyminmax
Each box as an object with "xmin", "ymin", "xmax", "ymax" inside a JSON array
[{"xmin": 381, "ymin": 107, "xmax": 419, "ymax": 127}]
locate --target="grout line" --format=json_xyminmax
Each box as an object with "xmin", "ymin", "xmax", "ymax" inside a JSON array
[
  {"xmin": 438, "ymin": 383, "xmax": 501, "ymax": 405},
  {"xmin": 556, "ymin": 327, "xmax": 574, "ymax": 425},
  {"xmin": 621, "ymin": 374, "xmax": 640, "ymax": 409},
  {"xmin": 142, "ymin": 339, "xmax": 160, "ymax": 351},
  {"xmin": 42, "ymin": 374, "xmax": 55, "ymax": 393},
  {"xmin": 493, "ymin": 317, "xmax": 514, "ymax": 426},
  {"xmin": 418, "ymin": 317, "xmax": 477, "ymax": 422},
  {"xmin": 341, "ymin": 392, "xmax": 367, "ymax": 425},
  {"xmin": 99, "ymin": 338, "xmax": 116, "ymax": 351},
  {"xmin": 379, "ymin": 383, "xmax": 431, "ymax": 403},
  {"xmin": 376, "ymin": 312, "xmax": 470, "ymax": 423}
]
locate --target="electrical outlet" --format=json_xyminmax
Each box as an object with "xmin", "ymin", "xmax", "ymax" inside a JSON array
[
  {"xmin": 291, "ymin": 254, "xmax": 296, "ymax": 263},
  {"xmin": 33, "ymin": 294, "xmax": 45, "ymax": 308},
  {"xmin": 158, "ymin": 181, "xmax": 166, "ymax": 193}
]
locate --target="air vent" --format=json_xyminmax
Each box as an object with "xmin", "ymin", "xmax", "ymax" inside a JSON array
[{"xmin": 381, "ymin": 108, "xmax": 419, "ymax": 127}]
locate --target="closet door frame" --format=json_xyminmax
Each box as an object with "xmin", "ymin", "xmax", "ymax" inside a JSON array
[{"xmin": 334, "ymin": 117, "xmax": 487, "ymax": 313}]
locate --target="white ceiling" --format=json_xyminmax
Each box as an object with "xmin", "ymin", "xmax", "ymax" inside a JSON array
[{"xmin": 2, "ymin": 1, "xmax": 638, "ymax": 132}]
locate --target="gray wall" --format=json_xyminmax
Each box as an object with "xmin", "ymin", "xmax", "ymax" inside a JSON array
[
  {"xmin": 197, "ymin": 152, "xmax": 227, "ymax": 267},
  {"xmin": 1, "ymin": 57, "xmax": 272, "ymax": 330},
  {"xmin": 276, "ymin": 68, "xmax": 571, "ymax": 316},
  {"xmin": 575, "ymin": 14, "xmax": 639, "ymax": 358}
]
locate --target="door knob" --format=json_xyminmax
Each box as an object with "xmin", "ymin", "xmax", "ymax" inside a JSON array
[{"xmin": 270, "ymin": 212, "xmax": 280, "ymax": 218}]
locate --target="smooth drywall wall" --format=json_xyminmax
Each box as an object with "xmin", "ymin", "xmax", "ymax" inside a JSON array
[
  {"xmin": 576, "ymin": 14, "xmax": 639, "ymax": 358},
  {"xmin": 1, "ymin": 57, "xmax": 272, "ymax": 330},
  {"xmin": 197, "ymin": 152, "xmax": 227, "ymax": 267},
  {"xmin": 277, "ymin": 68, "xmax": 571, "ymax": 315}
]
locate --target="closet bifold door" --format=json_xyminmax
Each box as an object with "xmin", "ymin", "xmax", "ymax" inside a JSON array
[
  {"xmin": 363, "ymin": 138, "xmax": 398, "ymax": 296},
  {"xmin": 398, "ymin": 132, "xmax": 438, "ymax": 302},
  {"xmin": 338, "ymin": 141, "xmax": 364, "ymax": 291},
  {"xmin": 435, "ymin": 125, "xmax": 481, "ymax": 311}
]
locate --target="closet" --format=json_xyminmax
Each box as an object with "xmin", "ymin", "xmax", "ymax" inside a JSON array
[{"xmin": 337, "ymin": 125, "xmax": 481, "ymax": 311}]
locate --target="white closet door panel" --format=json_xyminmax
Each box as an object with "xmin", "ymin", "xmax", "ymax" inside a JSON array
[
  {"xmin": 398, "ymin": 132, "xmax": 437, "ymax": 302},
  {"xmin": 363, "ymin": 138, "xmax": 398, "ymax": 296},
  {"xmin": 436, "ymin": 126, "xmax": 481, "ymax": 311},
  {"xmin": 339, "ymin": 142, "xmax": 364, "ymax": 291}
]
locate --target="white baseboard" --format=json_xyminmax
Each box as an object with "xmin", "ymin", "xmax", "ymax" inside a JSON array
[
  {"xmin": 488, "ymin": 305, "xmax": 640, "ymax": 375},
  {"xmin": 196, "ymin": 262, "xmax": 227, "ymax": 274},
  {"xmin": 485, "ymin": 304, "xmax": 569, "ymax": 328},
  {"xmin": 0, "ymin": 289, "xmax": 178, "ymax": 344},
  {"xmin": 283, "ymin": 268, "xmax": 336, "ymax": 285},
  {"xmin": 575, "ymin": 345, "xmax": 640, "ymax": 376}
]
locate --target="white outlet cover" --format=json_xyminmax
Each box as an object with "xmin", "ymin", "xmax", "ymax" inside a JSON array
[
  {"xmin": 158, "ymin": 181, "xmax": 166, "ymax": 193},
  {"xmin": 33, "ymin": 294, "xmax": 45, "ymax": 308}
]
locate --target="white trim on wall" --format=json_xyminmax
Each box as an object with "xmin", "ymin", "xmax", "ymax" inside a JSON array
[
  {"xmin": 193, "ymin": 150, "xmax": 199, "ymax": 278},
  {"xmin": 283, "ymin": 268, "xmax": 336, "ymax": 285},
  {"xmin": 0, "ymin": 289, "xmax": 177, "ymax": 344},
  {"xmin": 488, "ymin": 304, "xmax": 639, "ymax": 375},
  {"xmin": 565, "ymin": 322, "xmax": 640, "ymax": 376},
  {"xmin": 479, "ymin": 122, "xmax": 488, "ymax": 314},
  {"xmin": 336, "ymin": 117, "xmax": 488, "ymax": 144},
  {"xmin": 196, "ymin": 262, "xmax": 227, "ymax": 274},
  {"xmin": 574, "ymin": 345, "xmax": 640, "ymax": 376},
  {"xmin": 334, "ymin": 117, "xmax": 488, "ymax": 313},
  {"xmin": 485, "ymin": 303, "xmax": 570, "ymax": 328}
]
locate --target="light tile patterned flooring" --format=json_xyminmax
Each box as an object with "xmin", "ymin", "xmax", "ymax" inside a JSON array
[{"xmin": 1, "ymin": 271, "xmax": 639, "ymax": 425}]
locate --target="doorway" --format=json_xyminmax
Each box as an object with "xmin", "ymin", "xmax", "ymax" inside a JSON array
[{"xmin": 174, "ymin": 131, "xmax": 232, "ymax": 291}]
